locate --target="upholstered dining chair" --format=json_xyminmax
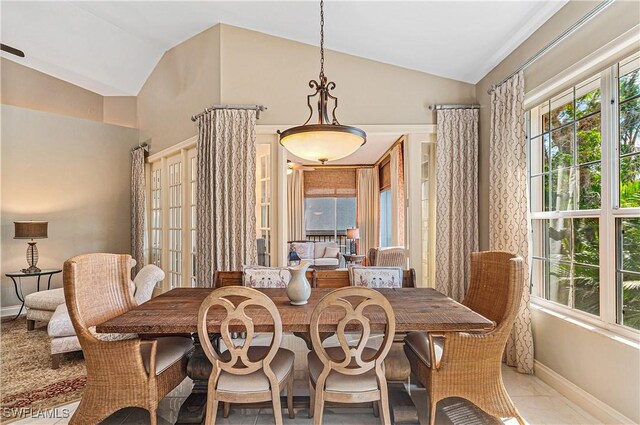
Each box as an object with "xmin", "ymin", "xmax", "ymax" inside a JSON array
[
  {"xmin": 198, "ymin": 286, "xmax": 295, "ymax": 425},
  {"xmin": 308, "ymin": 286, "xmax": 396, "ymax": 425},
  {"xmin": 63, "ymin": 253, "xmax": 193, "ymax": 425},
  {"xmin": 403, "ymin": 251, "xmax": 526, "ymax": 425}
]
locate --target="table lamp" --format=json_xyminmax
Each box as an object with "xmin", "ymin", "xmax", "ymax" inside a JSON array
[
  {"xmin": 347, "ymin": 227, "xmax": 360, "ymax": 255},
  {"xmin": 14, "ymin": 221, "xmax": 48, "ymax": 273}
]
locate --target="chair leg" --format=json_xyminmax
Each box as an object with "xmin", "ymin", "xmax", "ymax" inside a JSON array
[
  {"xmin": 287, "ymin": 374, "xmax": 295, "ymax": 419},
  {"xmin": 51, "ymin": 353, "xmax": 62, "ymax": 370},
  {"xmin": 379, "ymin": 387, "xmax": 391, "ymax": 425},
  {"xmin": 149, "ymin": 408, "xmax": 157, "ymax": 425},
  {"xmin": 313, "ymin": 390, "xmax": 325, "ymax": 425},
  {"xmin": 308, "ymin": 379, "xmax": 315, "ymax": 418},
  {"xmin": 428, "ymin": 398, "xmax": 437, "ymax": 425},
  {"xmin": 223, "ymin": 402, "xmax": 230, "ymax": 418},
  {"xmin": 373, "ymin": 401, "xmax": 379, "ymax": 417},
  {"xmin": 205, "ymin": 399, "xmax": 218, "ymax": 425},
  {"xmin": 27, "ymin": 319, "xmax": 35, "ymax": 331},
  {"xmin": 271, "ymin": 386, "xmax": 283, "ymax": 425}
]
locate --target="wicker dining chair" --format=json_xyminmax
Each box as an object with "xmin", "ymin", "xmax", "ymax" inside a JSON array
[
  {"xmin": 198, "ymin": 286, "xmax": 295, "ymax": 425},
  {"xmin": 308, "ymin": 286, "xmax": 396, "ymax": 425},
  {"xmin": 63, "ymin": 253, "xmax": 193, "ymax": 425},
  {"xmin": 404, "ymin": 251, "xmax": 526, "ymax": 425}
]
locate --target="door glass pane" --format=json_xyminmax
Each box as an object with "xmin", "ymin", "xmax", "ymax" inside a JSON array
[
  {"xmin": 548, "ymin": 261, "xmax": 571, "ymax": 307},
  {"xmin": 550, "ymin": 126, "xmax": 574, "ymax": 170},
  {"xmin": 550, "ymin": 168, "xmax": 573, "ymax": 211},
  {"xmin": 576, "ymin": 113, "xmax": 601, "ymax": 164},
  {"xmin": 550, "ymin": 90, "xmax": 574, "ymax": 129},
  {"xmin": 576, "ymin": 163, "xmax": 601, "ymax": 210},
  {"xmin": 620, "ymin": 154, "xmax": 640, "ymax": 208},
  {"xmin": 574, "ymin": 264, "xmax": 600, "ymax": 315}
]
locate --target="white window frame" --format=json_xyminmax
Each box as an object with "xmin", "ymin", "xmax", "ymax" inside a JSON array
[{"xmin": 526, "ymin": 40, "xmax": 640, "ymax": 341}]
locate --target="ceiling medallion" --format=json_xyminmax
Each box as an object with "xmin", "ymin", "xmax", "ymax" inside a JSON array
[{"xmin": 278, "ymin": 0, "xmax": 366, "ymax": 164}]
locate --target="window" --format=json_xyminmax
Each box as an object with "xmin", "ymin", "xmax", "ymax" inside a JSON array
[
  {"xmin": 379, "ymin": 190, "xmax": 392, "ymax": 248},
  {"xmin": 188, "ymin": 151, "xmax": 197, "ymax": 287},
  {"xmin": 150, "ymin": 165, "xmax": 162, "ymax": 269},
  {"xmin": 257, "ymin": 144, "xmax": 272, "ymax": 266},
  {"xmin": 528, "ymin": 52, "xmax": 640, "ymax": 331},
  {"xmin": 167, "ymin": 157, "xmax": 182, "ymax": 289},
  {"xmin": 304, "ymin": 197, "xmax": 356, "ymax": 252}
]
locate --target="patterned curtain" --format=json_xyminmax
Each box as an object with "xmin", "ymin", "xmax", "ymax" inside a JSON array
[
  {"xmin": 435, "ymin": 108, "xmax": 479, "ymax": 302},
  {"xmin": 287, "ymin": 169, "xmax": 305, "ymax": 241},
  {"xmin": 196, "ymin": 109, "xmax": 258, "ymax": 287},
  {"xmin": 490, "ymin": 71, "xmax": 534, "ymax": 374},
  {"xmin": 356, "ymin": 167, "xmax": 380, "ymax": 256},
  {"xmin": 130, "ymin": 147, "xmax": 146, "ymax": 275},
  {"xmin": 390, "ymin": 144, "xmax": 405, "ymax": 247}
]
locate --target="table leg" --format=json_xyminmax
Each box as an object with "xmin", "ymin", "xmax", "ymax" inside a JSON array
[
  {"xmin": 47, "ymin": 274, "xmax": 53, "ymax": 290},
  {"xmin": 176, "ymin": 333, "xmax": 217, "ymax": 425},
  {"xmin": 9, "ymin": 277, "xmax": 25, "ymax": 320},
  {"xmin": 37, "ymin": 275, "xmax": 41, "ymax": 292}
]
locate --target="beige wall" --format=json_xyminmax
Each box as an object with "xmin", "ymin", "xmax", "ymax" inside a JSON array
[
  {"xmin": 137, "ymin": 25, "xmax": 221, "ymax": 152},
  {"xmin": 218, "ymin": 24, "xmax": 476, "ymax": 126},
  {"xmin": 1, "ymin": 58, "xmax": 104, "ymax": 122},
  {"xmin": 103, "ymin": 96, "xmax": 137, "ymax": 128},
  {"xmin": 136, "ymin": 24, "xmax": 475, "ymax": 154},
  {"xmin": 475, "ymin": 1, "xmax": 640, "ymax": 422},
  {"xmin": 1, "ymin": 105, "xmax": 139, "ymax": 308},
  {"xmin": 0, "ymin": 58, "xmax": 137, "ymax": 127}
]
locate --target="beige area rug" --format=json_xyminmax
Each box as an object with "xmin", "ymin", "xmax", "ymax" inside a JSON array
[{"xmin": 0, "ymin": 318, "xmax": 86, "ymax": 423}]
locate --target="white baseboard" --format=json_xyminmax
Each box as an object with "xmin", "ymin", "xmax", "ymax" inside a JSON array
[
  {"xmin": 1, "ymin": 304, "xmax": 23, "ymax": 318},
  {"xmin": 534, "ymin": 360, "xmax": 635, "ymax": 425}
]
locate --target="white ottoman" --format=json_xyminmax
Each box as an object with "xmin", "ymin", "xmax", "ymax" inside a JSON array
[{"xmin": 24, "ymin": 288, "xmax": 65, "ymax": 330}]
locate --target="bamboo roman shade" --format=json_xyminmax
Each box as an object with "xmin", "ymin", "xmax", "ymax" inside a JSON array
[
  {"xmin": 304, "ymin": 169, "xmax": 356, "ymax": 198},
  {"xmin": 379, "ymin": 158, "xmax": 391, "ymax": 191}
]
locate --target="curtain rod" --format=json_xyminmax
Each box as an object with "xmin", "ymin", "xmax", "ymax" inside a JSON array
[
  {"xmin": 429, "ymin": 104, "xmax": 480, "ymax": 110},
  {"xmin": 488, "ymin": 0, "xmax": 614, "ymax": 94},
  {"xmin": 191, "ymin": 104, "xmax": 267, "ymax": 122},
  {"xmin": 132, "ymin": 142, "xmax": 149, "ymax": 153}
]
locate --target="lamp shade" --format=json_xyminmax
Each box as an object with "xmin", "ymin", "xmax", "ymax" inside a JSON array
[
  {"xmin": 279, "ymin": 125, "xmax": 366, "ymax": 164},
  {"xmin": 347, "ymin": 228, "xmax": 360, "ymax": 239},
  {"xmin": 14, "ymin": 221, "xmax": 48, "ymax": 239}
]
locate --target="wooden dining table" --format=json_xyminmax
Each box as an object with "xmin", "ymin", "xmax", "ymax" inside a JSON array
[{"xmin": 97, "ymin": 287, "xmax": 494, "ymax": 424}]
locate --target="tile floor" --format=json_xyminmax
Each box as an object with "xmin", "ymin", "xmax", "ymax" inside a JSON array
[{"xmin": 14, "ymin": 366, "xmax": 601, "ymax": 425}]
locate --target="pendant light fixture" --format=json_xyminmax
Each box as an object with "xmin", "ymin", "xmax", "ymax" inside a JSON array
[{"xmin": 278, "ymin": 0, "xmax": 366, "ymax": 164}]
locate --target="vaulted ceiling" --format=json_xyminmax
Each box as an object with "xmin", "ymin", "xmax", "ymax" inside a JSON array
[{"xmin": 1, "ymin": 1, "xmax": 566, "ymax": 96}]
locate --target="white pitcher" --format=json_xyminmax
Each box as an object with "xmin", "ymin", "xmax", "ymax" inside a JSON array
[{"xmin": 286, "ymin": 261, "xmax": 311, "ymax": 305}]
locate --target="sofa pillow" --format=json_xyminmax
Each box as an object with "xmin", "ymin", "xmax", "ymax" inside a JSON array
[
  {"xmin": 243, "ymin": 266, "xmax": 291, "ymax": 288},
  {"xmin": 324, "ymin": 247, "xmax": 340, "ymax": 258},
  {"xmin": 134, "ymin": 264, "xmax": 165, "ymax": 305},
  {"xmin": 349, "ymin": 266, "xmax": 403, "ymax": 288},
  {"xmin": 290, "ymin": 242, "xmax": 314, "ymax": 259}
]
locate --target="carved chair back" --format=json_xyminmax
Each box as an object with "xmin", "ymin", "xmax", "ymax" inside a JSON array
[
  {"xmin": 198, "ymin": 286, "xmax": 283, "ymax": 380},
  {"xmin": 310, "ymin": 286, "xmax": 396, "ymax": 378}
]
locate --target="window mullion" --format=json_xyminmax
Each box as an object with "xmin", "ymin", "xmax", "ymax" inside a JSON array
[{"xmin": 599, "ymin": 67, "xmax": 617, "ymax": 326}]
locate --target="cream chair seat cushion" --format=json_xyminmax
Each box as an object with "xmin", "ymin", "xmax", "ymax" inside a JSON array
[
  {"xmin": 313, "ymin": 258, "xmax": 339, "ymax": 267},
  {"xmin": 403, "ymin": 332, "xmax": 444, "ymax": 368},
  {"xmin": 308, "ymin": 347, "xmax": 380, "ymax": 393},
  {"xmin": 25, "ymin": 288, "xmax": 65, "ymax": 312},
  {"xmin": 216, "ymin": 346, "xmax": 295, "ymax": 394},
  {"xmin": 140, "ymin": 336, "xmax": 194, "ymax": 375}
]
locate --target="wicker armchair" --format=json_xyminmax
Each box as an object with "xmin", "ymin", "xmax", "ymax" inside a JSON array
[
  {"xmin": 367, "ymin": 247, "xmax": 406, "ymax": 267},
  {"xmin": 64, "ymin": 253, "xmax": 193, "ymax": 424},
  {"xmin": 404, "ymin": 251, "xmax": 525, "ymax": 425}
]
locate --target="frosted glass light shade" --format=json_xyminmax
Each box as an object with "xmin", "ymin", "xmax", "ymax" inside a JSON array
[{"xmin": 279, "ymin": 124, "xmax": 366, "ymax": 163}]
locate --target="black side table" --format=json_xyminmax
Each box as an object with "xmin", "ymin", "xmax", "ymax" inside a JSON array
[{"xmin": 5, "ymin": 269, "xmax": 62, "ymax": 319}]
